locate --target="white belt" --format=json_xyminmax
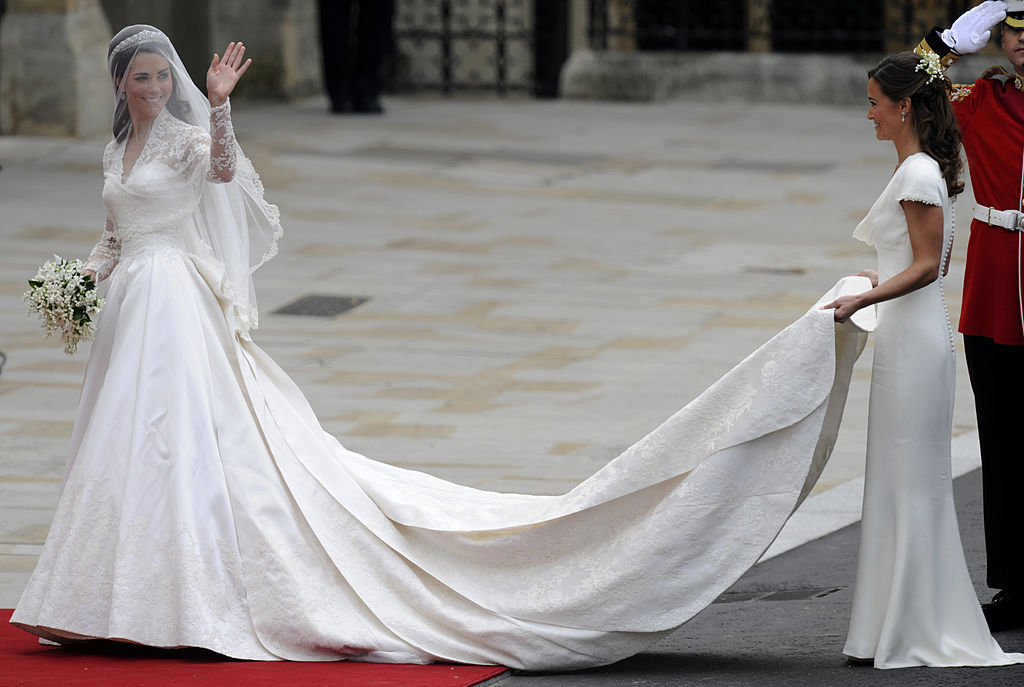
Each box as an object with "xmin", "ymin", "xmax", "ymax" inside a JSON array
[{"xmin": 974, "ymin": 204, "xmax": 1024, "ymax": 231}]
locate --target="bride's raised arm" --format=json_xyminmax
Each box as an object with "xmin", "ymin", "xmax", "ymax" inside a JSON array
[
  {"xmin": 207, "ymin": 100, "xmax": 237, "ymax": 184},
  {"xmin": 205, "ymin": 42, "xmax": 251, "ymax": 184}
]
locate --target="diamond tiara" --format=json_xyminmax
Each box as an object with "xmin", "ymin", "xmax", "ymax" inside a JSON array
[{"xmin": 110, "ymin": 29, "xmax": 168, "ymax": 58}]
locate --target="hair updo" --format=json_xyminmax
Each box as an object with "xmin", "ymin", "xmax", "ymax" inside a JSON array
[{"xmin": 868, "ymin": 51, "xmax": 964, "ymax": 197}]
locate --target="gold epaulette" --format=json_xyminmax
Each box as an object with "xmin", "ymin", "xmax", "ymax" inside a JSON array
[
  {"xmin": 981, "ymin": 65, "xmax": 1024, "ymax": 91},
  {"xmin": 950, "ymin": 83, "xmax": 974, "ymax": 102},
  {"xmin": 981, "ymin": 65, "xmax": 1011, "ymax": 79},
  {"xmin": 914, "ymin": 36, "xmax": 960, "ymax": 68}
]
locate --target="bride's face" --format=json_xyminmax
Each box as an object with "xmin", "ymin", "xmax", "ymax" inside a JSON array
[
  {"xmin": 121, "ymin": 52, "xmax": 173, "ymax": 121},
  {"xmin": 866, "ymin": 78, "xmax": 904, "ymax": 142}
]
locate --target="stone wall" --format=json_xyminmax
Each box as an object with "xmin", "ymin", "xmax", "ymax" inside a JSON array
[
  {"xmin": 100, "ymin": 0, "xmax": 209, "ymax": 88},
  {"xmin": 103, "ymin": 0, "xmax": 323, "ymax": 100},
  {"xmin": 0, "ymin": 0, "xmax": 112, "ymax": 136},
  {"xmin": 0, "ymin": 0, "xmax": 324, "ymax": 137},
  {"xmin": 559, "ymin": 49, "xmax": 1004, "ymax": 105},
  {"xmin": 210, "ymin": 0, "xmax": 321, "ymax": 101}
]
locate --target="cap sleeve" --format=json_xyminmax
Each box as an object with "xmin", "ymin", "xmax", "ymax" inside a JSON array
[{"xmin": 895, "ymin": 155, "xmax": 945, "ymax": 207}]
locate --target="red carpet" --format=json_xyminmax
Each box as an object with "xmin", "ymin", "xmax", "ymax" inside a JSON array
[{"xmin": 1, "ymin": 611, "xmax": 507, "ymax": 686}]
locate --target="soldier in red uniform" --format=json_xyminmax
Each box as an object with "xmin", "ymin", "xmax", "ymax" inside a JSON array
[{"xmin": 916, "ymin": 0, "xmax": 1024, "ymax": 631}]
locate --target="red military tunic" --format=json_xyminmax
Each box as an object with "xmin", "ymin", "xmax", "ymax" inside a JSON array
[{"xmin": 952, "ymin": 68, "xmax": 1024, "ymax": 345}]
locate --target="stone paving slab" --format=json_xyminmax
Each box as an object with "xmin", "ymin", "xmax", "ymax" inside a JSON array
[{"xmin": 0, "ymin": 95, "xmax": 982, "ymax": 606}]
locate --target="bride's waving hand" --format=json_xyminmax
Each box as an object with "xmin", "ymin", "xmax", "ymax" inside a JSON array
[{"xmin": 207, "ymin": 41, "xmax": 251, "ymax": 107}]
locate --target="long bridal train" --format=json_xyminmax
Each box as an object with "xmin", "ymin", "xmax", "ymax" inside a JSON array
[{"xmin": 12, "ymin": 275, "xmax": 874, "ymax": 669}]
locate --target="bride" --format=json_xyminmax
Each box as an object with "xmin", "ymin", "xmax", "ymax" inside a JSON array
[{"xmin": 3, "ymin": 25, "xmax": 988, "ymax": 670}]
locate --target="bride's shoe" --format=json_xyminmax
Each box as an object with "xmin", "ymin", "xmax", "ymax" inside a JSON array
[{"xmin": 845, "ymin": 655, "xmax": 874, "ymax": 667}]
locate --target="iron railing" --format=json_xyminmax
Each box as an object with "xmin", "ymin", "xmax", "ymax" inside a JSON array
[
  {"xmin": 588, "ymin": 0, "xmax": 976, "ymax": 54},
  {"xmin": 389, "ymin": 1, "xmax": 982, "ymax": 96},
  {"xmin": 393, "ymin": 0, "xmax": 533, "ymax": 95}
]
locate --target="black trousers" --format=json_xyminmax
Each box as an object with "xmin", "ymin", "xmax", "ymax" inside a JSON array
[
  {"xmin": 964, "ymin": 334, "xmax": 1024, "ymax": 595},
  {"xmin": 318, "ymin": 0, "xmax": 394, "ymax": 109}
]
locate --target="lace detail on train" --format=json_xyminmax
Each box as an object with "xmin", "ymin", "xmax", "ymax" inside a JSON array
[{"xmin": 11, "ymin": 477, "xmax": 271, "ymax": 659}]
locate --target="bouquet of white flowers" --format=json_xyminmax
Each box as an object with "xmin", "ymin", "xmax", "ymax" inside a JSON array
[{"xmin": 23, "ymin": 256, "xmax": 105, "ymax": 355}]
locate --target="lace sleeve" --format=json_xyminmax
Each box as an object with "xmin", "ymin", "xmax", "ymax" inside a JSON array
[
  {"xmin": 83, "ymin": 215, "xmax": 120, "ymax": 282},
  {"xmin": 207, "ymin": 98, "xmax": 237, "ymax": 183}
]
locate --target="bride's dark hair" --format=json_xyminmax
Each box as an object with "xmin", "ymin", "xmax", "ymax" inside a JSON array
[
  {"xmin": 108, "ymin": 30, "xmax": 192, "ymax": 142},
  {"xmin": 868, "ymin": 51, "xmax": 964, "ymax": 197}
]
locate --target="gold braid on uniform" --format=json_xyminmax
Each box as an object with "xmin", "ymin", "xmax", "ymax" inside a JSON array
[{"xmin": 950, "ymin": 83, "xmax": 974, "ymax": 102}]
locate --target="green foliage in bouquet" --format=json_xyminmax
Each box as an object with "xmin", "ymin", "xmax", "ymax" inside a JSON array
[{"xmin": 23, "ymin": 256, "xmax": 105, "ymax": 355}]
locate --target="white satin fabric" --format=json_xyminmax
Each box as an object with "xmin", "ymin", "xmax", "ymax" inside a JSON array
[
  {"xmin": 844, "ymin": 153, "xmax": 1024, "ymax": 668},
  {"xmin": 11, "ymin": 118, "xmax": 884, "ymax": 668},
  {"xmin": 11, "ymin": 233, "xmax": 874, "ymax": 670}
]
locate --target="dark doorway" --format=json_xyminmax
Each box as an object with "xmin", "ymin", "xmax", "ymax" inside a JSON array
[
  {"xmin": 636, "ymin": 0, "xmax": 746, "ymax": 51},
  {"xmin": 533, "ymin": 0, "xmax": 569, "ymax": 97},
  {"xmin": 771, "ymin": 0, "xmax": 883, "ymax": 52}
]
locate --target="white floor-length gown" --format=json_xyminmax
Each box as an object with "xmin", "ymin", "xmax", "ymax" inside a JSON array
[
  {"xmin": 8, "ymin": 102, "xmax": 881, "ymax": 670},
  {"xmin": 842, "ymin": 152, "xmax": 1023, "ymax": 668}
]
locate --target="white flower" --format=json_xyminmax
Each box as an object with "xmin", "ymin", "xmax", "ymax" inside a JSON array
[
  {"xmin": 916, "ymin": 51, "xmax": 944, "ymax": 84},
  {"xmin": 23, "ymin": 255, "xmax": 105, "ymax": 355}
]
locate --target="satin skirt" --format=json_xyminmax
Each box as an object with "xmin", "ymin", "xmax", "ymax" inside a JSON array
[
  {"xmin": 13, "ymin": 246, "xmax": 873, "ymax": 670},
  {"xmin": 843, "ymin": 282, "xmax": 1024, "ymax": 668}
]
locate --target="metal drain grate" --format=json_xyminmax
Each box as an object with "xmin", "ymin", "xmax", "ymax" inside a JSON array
[
  {"xmin": 713, "ymin": 587, "xmax": 842, "ymax": 604},
  {"xmin": 273, "ymin": 295, "xmax": 370, "ymax": 317}
]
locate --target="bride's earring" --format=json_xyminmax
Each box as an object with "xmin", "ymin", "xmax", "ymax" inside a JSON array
[
  {"xmin": 120, "ymin": 92, "xmax": 126, "ymax": 101},
  {"xmin": 900, "ymin": 110, "xmax": 906, "ymax": 123}
]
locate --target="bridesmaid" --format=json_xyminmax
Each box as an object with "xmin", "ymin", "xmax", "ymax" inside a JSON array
[{"xmin": 823, "ymin": 51, "xmax": 1023, "ymax": 668}]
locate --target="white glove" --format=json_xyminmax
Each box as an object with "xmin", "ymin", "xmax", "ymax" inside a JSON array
[{"xmin": 941, "ymin": 1, "xmax": 1008, "ymax": 54}]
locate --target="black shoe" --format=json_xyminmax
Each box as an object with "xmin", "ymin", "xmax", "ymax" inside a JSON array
[
  {"xmin": 353, "ymin": 98, "xmax": 384, "ymax": 114},
  {"xmin": 845, "ymin": 656, "xmax": 873, "ymax": 667},
  {"xmin": 982, "ymin": 591, "xmax": 1024, "ymax": 631},
  {"xmin": 329, "ymin": 100, "xmax": 354, "ymax": 114}
]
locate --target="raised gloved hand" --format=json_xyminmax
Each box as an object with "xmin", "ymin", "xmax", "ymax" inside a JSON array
[{"xmin": 941, "ymin": 1, "xmax": 1008, "ymax": 54}]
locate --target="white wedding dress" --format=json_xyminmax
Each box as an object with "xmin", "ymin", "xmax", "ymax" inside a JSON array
[
  {"xmin": 11, "ymin": 101, "xmax": 872, "ymax": 670},
  {"xmin": 843, "ymin": 153, "xmax": 1023, "ymax": 668}
]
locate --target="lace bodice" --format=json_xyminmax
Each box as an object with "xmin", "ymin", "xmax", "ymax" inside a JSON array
[{"xmin": 84, "ymin": 100, "xmax": 237, "ymax": 280}]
